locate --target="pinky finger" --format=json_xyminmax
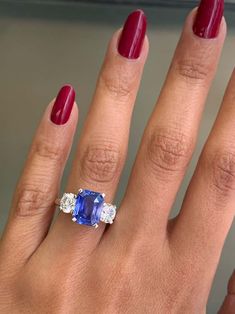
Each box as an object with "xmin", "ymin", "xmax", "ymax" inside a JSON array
[{"xmin": 0, "ymin": 85, "xmax": 77, "ymax": 268}]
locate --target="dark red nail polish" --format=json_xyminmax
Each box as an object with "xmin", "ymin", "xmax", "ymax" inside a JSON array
[
  {"xmin": 193, "ymin": 0, "xmax": 224, "ymax": 39},
  {"xmin": 118, "ymin": 9, "xmax": 147, "ymax": 59},
  {"xmin": 50, "ymin": 85, "xmax": 75, "ymax": 125}
]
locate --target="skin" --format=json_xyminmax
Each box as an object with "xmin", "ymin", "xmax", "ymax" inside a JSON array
[{"xmin": 0, "ymin": 8, "xmax": 234, "ymax": 314}]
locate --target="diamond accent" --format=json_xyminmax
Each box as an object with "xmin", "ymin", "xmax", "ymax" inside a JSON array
[
  {"xmin": 60, "ymin": 193, "xmax": 76, "ymax": 214},
  {"xmin": 100, "ymin": 203, "xmax": 116, "ymax": 224}
]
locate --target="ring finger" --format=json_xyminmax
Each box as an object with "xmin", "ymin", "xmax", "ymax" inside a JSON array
[{"xmin": 44, "ymin": 10, "xmax": 148, "ymax": 257}]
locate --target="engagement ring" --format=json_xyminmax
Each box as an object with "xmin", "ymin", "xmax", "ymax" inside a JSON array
[{"xmin": 56, "ymin": 189, "xmax": 116, "ymax": 228}]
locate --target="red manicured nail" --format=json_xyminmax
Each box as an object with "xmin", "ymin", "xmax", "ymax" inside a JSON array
[
  {"xmin": 193, "ymin": 0, "xmax": 224, "ymax": 39},
  {"xmin": 118, "ymin": 9, "xmax": 147, "ymax": 59},
  {"xmin": 51, "ymin": 85, "xmax": 75, "ymax": 125}
]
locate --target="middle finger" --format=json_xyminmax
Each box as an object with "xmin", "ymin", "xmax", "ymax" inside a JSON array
[{"xmin": 117, "ymin": 3, "xmax": 226, "ymax": 242}]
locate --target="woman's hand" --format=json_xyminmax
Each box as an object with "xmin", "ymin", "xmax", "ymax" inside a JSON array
[{"xmin": 0, "ymin": 3, "xmax": 234, "ymax": 313}]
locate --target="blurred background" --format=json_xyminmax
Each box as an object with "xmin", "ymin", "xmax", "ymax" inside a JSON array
[{"xmin": 0, "ymin": 1, "xmax": 234, "ymax": 313}]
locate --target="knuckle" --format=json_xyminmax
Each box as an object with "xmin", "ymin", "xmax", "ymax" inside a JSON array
[
  {"xmin": 80, "ymin": 143, "xmax": 122, "ymax": 184},
  {"xmin": 15, "ymin": 184, "xmax": 54, "ymax": 217},
  {"xmin": 203, "ymin": 149, "xmax": 235, "ymax": 195},
  {"xmin": 99, "ymin": 64, "xmax": 135, "ymax": 102},
  {"xmin": 32, "ymin": 139, "xmax": 64, "ymax": 163},
  {"xmin": 146, "ymin": 127, "xmax": 192, "ymax": 175},
  {"xmin": 174, "ymin": 57, "xmax": 211, "ymax": 83}
]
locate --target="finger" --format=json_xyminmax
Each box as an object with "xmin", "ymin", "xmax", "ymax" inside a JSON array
[
  {"xmin": 45, "ymin": 10, "xmax": 148, "ymax": 255},
  {"xmin": 0, "ymin": 85, "xmax": 77, "ymax": 267},
  {"xmin": 219, "ymin": 270, "xmax": 235, "ymax": 313},
  {"xmin": 117, "ymin": 4, "xmax": 225, "ymax": 241},
  {"xmin": 171, "ymin": 69, "xmax": 235, "ymax": 287}
]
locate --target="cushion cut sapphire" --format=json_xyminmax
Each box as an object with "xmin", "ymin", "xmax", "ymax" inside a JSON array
[{"xmin": 72, "ymin": 190, "xmax": 104, "ymax": 226}]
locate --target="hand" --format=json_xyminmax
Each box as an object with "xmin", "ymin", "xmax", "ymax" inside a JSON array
[{"xmin": 0, "ymin": 3, "xmax": 234, "ymax": 314}]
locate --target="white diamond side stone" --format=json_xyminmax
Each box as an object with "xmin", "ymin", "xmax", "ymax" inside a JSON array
[
  {"xmin": 100, "ymin": 203, "xmax": 116, "ymax": 224},
  {"xmin": 60, "ymin": 193, "xmax": 76, "ymax": 214}
]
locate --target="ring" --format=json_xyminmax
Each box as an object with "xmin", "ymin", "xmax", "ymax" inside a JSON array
[{"xmin": 55, "ymin": 189, "xmax": 117, "ymax": 228}]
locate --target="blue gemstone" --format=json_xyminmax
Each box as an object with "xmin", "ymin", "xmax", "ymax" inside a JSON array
[{"xmin": 72, "ymin": 190, "xmax": 104, "ymax": 226}]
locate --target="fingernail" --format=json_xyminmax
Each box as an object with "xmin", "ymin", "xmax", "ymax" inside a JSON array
[
  {"xmin": 193, "ymin": 0, "xmax": 224, "ymax": 39},
  {"xmin": 118, "ymin": 9, "xmax": 147, "ymax": 59},
  {"xmin": 50, "ymin": 85, "xmax": 75, "ymax": 125}
]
